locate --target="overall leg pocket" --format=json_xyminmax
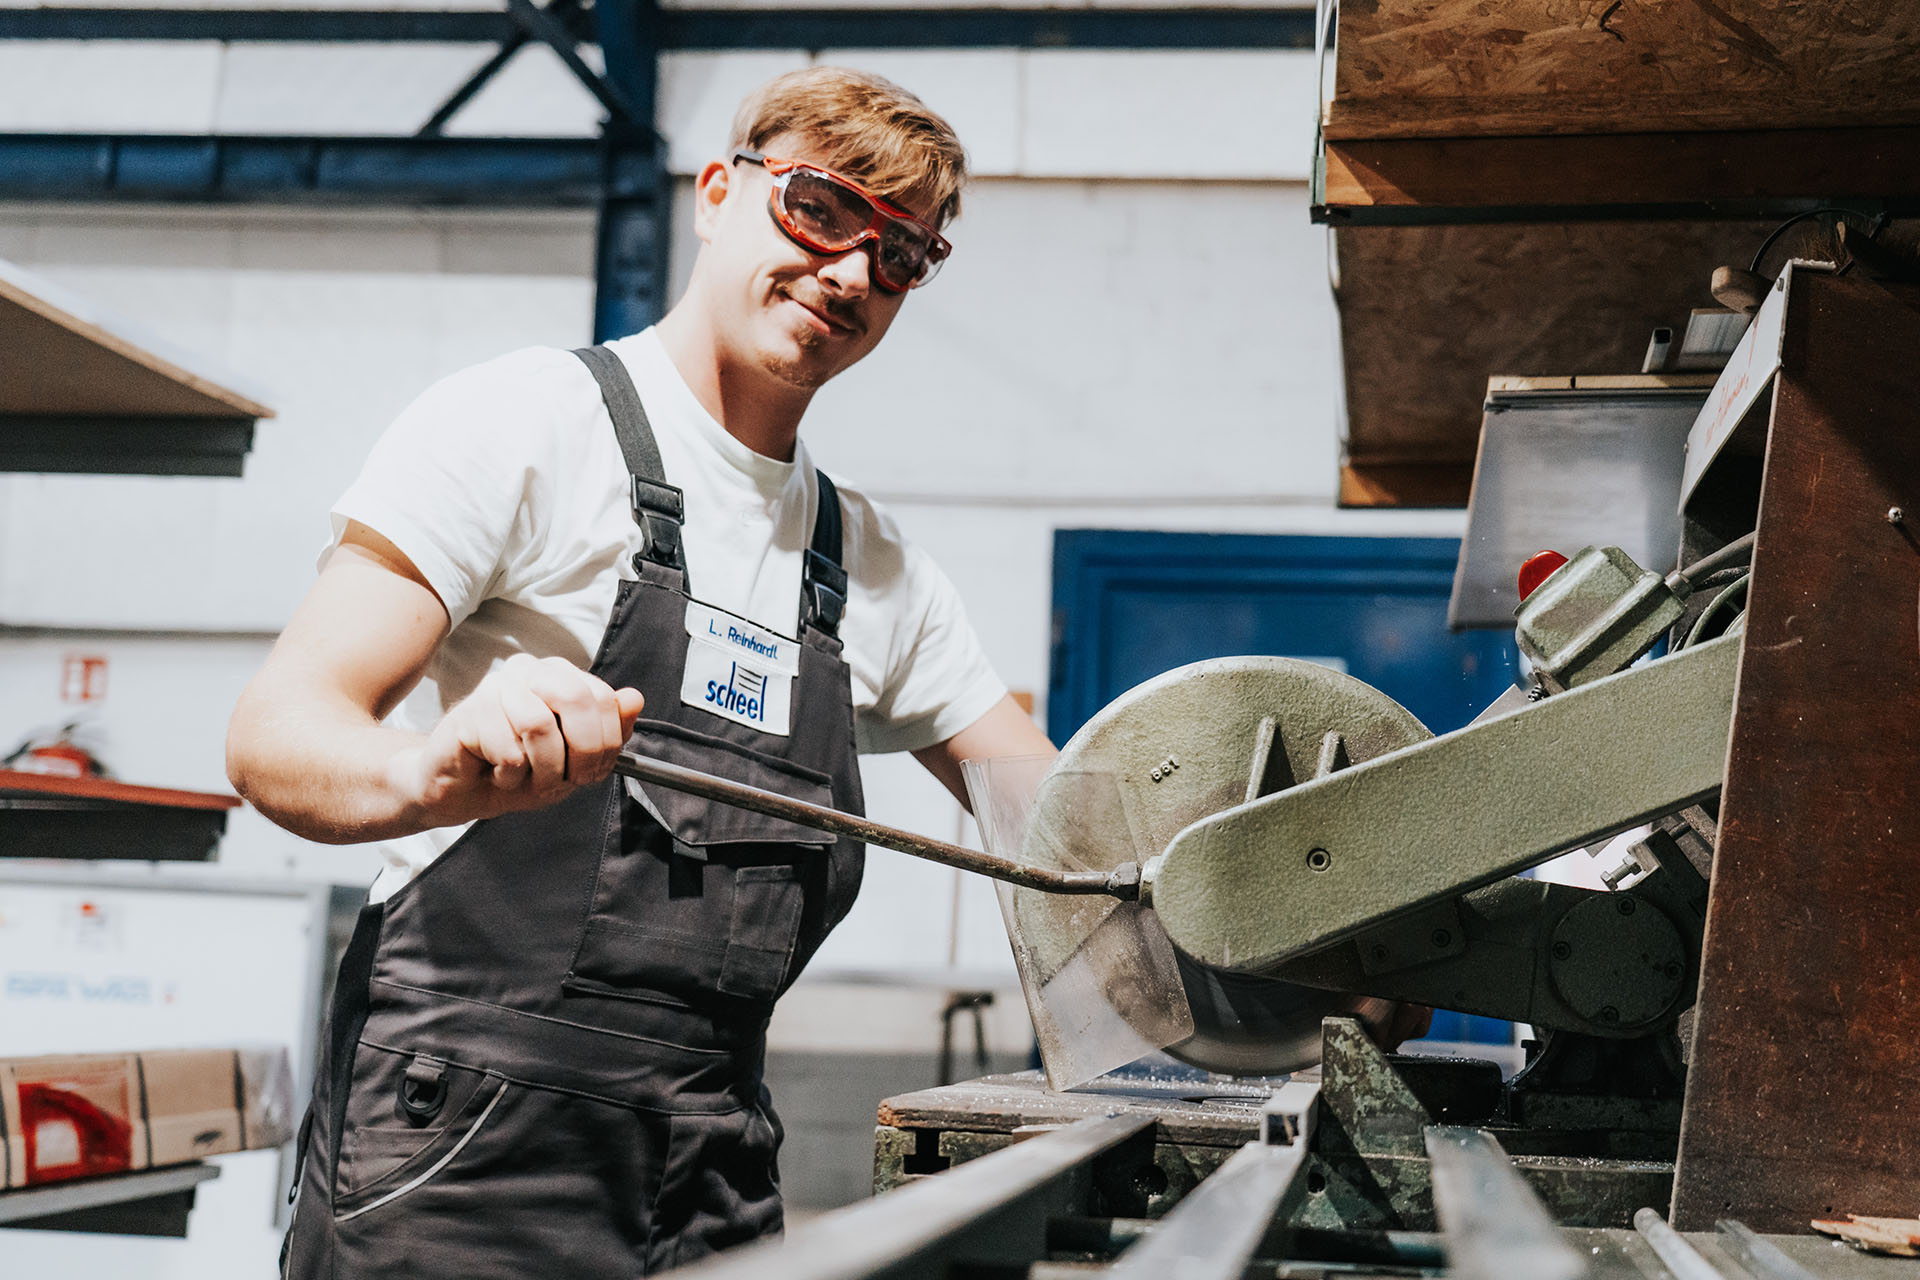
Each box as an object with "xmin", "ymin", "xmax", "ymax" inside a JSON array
[
  {"xmin": 332, "ymin": 1044, "xmax": 506, "ymax": 1217},
  {"xmin": 650, "ymin": 1103, "xmax": 784, "ymax": 1272},
  {"xmin": 335, "ymin": 1075, "xmax": 672, "ymax": 1280}
]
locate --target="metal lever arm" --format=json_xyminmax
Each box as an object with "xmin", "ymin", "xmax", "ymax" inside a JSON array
[
  {"xmin": 614, "ymin": 751, "xmax": 1140, "ymax": 899},
  {"xmin": 1145, "ymin": 633, "xmax": 1739, "ymax": 972}
]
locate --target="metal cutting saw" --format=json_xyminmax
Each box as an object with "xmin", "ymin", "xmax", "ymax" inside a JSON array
[{"xmin": 619, "ymin": 534, "xmax": 1748, "ymax": 1092}]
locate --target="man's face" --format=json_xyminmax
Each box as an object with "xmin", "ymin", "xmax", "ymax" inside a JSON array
[{"xmin": 691, "ymin": 133, "xmax": 929, "ymax": 390}]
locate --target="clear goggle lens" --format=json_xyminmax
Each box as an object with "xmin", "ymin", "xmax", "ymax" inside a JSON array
[{"xmin": 773, "ymin": 167, "xmax": 948, "ymax": 291}]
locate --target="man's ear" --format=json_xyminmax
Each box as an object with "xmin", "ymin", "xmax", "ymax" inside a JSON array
[{"xmin": 691, "ymin": 160, "xmax": 732, "ymax": 245}]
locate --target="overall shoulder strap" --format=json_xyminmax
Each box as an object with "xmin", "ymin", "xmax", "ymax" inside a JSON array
[
  {"xmin": 572, "ymin": 345, "xmax": 686, "ymax": 578},
  {"xmin": 802, "ymin": 470, "xmax": 848, "ymax": 638}
]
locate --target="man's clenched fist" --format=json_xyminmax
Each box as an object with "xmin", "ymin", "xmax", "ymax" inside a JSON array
[{"xmin": 396, "ymin": 654, "xmax": 645, "ymax": 826}]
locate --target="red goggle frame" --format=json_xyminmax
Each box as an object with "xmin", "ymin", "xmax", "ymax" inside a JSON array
[{"xmin": 733, "ymin": 149, "xmax": 951, "ymax": 292}]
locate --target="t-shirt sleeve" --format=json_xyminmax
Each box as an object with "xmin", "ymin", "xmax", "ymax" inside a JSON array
[
  {"xmin": 847, "ymin": 493, "xmax": 1008, "ymax": 756},
  {"xmin": 325, "ymin": 349, "xmax": 558, "ymax": 628}
]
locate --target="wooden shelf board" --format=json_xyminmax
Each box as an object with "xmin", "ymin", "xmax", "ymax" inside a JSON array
[
  {"xmin": 0, "ymin": 769, "xmax": 239, "ymax": 812},
  {"xmin": 0, "ymin": 260, "xmax": 271, "ymax": 420},
  {"xmin": 1323, "ymin": 2, "xmax": 1920, "ymax": 142},
  {"xmin": 1339, "ymin": 462, "xmax": 1475, "ymax": 509},
  {"xmin": 1322, "ymin": 126, "xmax": 1920, "ymax": 215}
]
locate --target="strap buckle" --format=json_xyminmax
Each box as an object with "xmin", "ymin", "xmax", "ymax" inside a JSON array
[
  {"xmin": 803, "ymin": 549, "xmax": 848, "ymax": 635},
  {"xmin": 632, "ymin": 477, "xmax": 686, "ymax": 571}
]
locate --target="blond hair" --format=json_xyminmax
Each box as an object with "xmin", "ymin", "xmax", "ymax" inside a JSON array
[{"xmin": 728, "ymin": 66, "xmax": 968, "ymax": 228}]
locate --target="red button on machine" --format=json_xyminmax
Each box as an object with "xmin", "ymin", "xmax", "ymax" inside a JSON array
[{"xmin": 1518, "ymin": 550, "xmax": 1569, "ymax": 601}]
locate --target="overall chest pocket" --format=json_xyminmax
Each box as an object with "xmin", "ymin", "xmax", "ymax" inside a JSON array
[{"xmin": 565, "ymin": 721, "xmax": 833, "ymax": 1005}]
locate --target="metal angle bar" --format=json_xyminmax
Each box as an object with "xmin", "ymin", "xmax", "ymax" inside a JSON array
[
  {"xmin": 0, "ymin": 1162, "xmax": 220, "ymax": 1225},
  {"xmin": 0, "ymin": 416, "xmax": 256, "ymax": 477},
  {"xmin": 418, "ymin": 30, "xmax": 534, "ymax": 137},
  {"xmin": 657, "ymin": 8, "xmax": 1318, "ymax": 50},
  {"xmin": 1634, "ymin": 1208, "xmax": 1733, "ymax": 1280},
  {"xmin": 0, "ymin": 8, "xmax": 535, "ymax": 42},
  {"xmin": 1425, "ymin": 1127, "xmax": 1591, "ymax": 1280},
  {"xmin": 0, "ymin": 135, "xmax": 609, "ymax": 205},
  {"xmin": 667, "ymin": 1113, "xmax": 1153, "ymax": 1280},
  {"xmin": 503, "ymin": 0, "xmax": 645, "ymax": 125},
  {"xmin": 1311, "ymin": 197, "xmax": 1892, "ymax": 226},
  {"xmin": 0, "ymin": 7, "xmax": 1315, "ymax": 48},
  {"xmin": 1107, "ymin": 1083, "xmax": 1320, "ymax": 1279},
  {"xmin": 1149, "ymin": 633, "xmax": 1740, "ymax": 971}
]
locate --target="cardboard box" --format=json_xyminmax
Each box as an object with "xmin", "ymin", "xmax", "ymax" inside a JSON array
[{"xmin": 0, "ymin": 1045, "xmax": 293, "ymax": 1190}]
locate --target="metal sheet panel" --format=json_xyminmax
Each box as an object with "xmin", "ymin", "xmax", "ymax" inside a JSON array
[{"xmin": 1450, "ymin": 385, "xmax": 1707, "ymax": 628}]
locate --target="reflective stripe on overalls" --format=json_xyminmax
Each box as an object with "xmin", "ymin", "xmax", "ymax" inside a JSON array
[{"xmin": 282, "ymin": 345, "xmax": 867, "ymax": 1279}]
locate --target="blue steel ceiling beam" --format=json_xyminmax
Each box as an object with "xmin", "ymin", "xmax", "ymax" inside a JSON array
[
  {"xmin": 0, "ymin": 7, "xmax": 1316, "ymax": 49},
  {"xmin": 0, "ymin": 134, "xmax": 613, "ymax": 205},
  {"xmin": 588, "ymin": 0, "xmax": 666, "ymax": 341}
]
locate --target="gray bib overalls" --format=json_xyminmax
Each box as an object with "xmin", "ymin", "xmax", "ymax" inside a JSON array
[{"xmin": 282, "ymin": 346, "xmax": 867, "ymax": 1277}]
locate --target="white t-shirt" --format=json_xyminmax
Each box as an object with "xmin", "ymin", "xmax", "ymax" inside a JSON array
[{"xmin": 329, "ymin": 328, "xmax": 1006, "ymax": 901}]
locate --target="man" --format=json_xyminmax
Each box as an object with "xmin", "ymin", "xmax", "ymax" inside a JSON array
[{"xmin": 229, "ymin": 66, "xmax": 1053, "ymax": 1278}]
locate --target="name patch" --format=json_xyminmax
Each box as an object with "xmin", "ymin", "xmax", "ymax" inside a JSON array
[{"xmin": 680, "ymin": 601, "xmax": 797, "ymax": 735}]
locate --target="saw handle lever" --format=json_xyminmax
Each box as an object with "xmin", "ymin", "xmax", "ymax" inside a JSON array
[{"xmin": 613, "ymin": 751, "xmax": 1139, "ymax": 899}]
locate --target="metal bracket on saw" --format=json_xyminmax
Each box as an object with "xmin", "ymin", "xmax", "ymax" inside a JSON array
[{"xmin": 1271, "ymin": 824, "xmax": 1709, "ymax": 1038}]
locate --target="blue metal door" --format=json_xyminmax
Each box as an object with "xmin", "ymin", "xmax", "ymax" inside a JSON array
[{"xmin": 1048, "ymin": 530, "xmax": 1519, "ymax": 1044}]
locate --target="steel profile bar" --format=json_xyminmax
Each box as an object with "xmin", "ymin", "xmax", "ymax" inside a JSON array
[
  {"xmin": 1713, "ymin": 1220, "xmax": 1819, "ymax": 1280},
  {"xmin": 664, "ymin": 1113, "xmax": 1154, "ymax": 1280},
  {"xmin": 1634, "ymin": 1208, "xmax": 1734, "ymax": 1280},
  {"xmin": 1106, "ymin": 1083, "xmax": 1319, "ymax": 1278},
  {"xmin": 504, "ymin": 0, "xmax": 645, "ymax": 126},
  {"xmin": 1149, "ymin": 632, "xmax": 1740, "ymax": 971},
  {"xmin": 418, "ymin": 30, "xmax": 534, "ymax": 136},
  {"xmin": 0, "ymin": 417, "xmax": 256, "ymax": 477},
  {"xmin": 1426, "ymin": 1127, "xmax": 1591, "ymax": 1280},
  {"xmin": 0, "ymin": 7, "xmax": 1318, "ymax": 49},
  {"xmin": 0, "ymin": 135, "xmax": 609, "ymax": 205}
]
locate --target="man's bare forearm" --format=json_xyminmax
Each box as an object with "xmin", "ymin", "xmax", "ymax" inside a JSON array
[{"xmin": 227, "ymin": 680, "xmax": 436, "ymax": 844}]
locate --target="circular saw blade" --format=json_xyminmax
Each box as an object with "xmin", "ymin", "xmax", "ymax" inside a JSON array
[{"xmin": 992, "ymin": 656, "xmax": 1433, "ymax": 1085}]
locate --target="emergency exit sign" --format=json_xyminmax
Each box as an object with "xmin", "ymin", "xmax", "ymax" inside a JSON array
[{"xmin": 59, "ymin": 653, "xmax": 107, "ymax": 703}]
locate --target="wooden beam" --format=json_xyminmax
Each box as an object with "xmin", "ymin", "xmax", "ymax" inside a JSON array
[
  {"xmin": 1338, "ymin": 462, "xmax": 1473, "ymax": 509},
  {"xmin": 1325, "ymin": 1, "xmax": 1920, "ymax": 142},
  {"xmin": 1323, "ymin": 126, "xmax": 1920, "ymax": 216}
]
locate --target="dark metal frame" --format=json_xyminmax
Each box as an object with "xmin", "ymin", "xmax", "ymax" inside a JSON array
[{"xmin": 0, "ymin": 8, "xmax": 1317, "ymax": 48}]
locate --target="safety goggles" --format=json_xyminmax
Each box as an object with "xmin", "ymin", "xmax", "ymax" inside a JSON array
[{"xmin": 733, "ymin": 149, "xmax": 951, "ymax": 292}]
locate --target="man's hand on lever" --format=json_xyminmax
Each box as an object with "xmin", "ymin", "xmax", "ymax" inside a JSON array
[{"xmin": 397, "ymin": 654, "xmax": 645, "ymax": 826}]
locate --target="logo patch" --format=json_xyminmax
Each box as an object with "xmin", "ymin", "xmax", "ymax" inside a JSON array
[{"xmin": 680, "ymin": 603, "xmax": 795, "ymax": 735}]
